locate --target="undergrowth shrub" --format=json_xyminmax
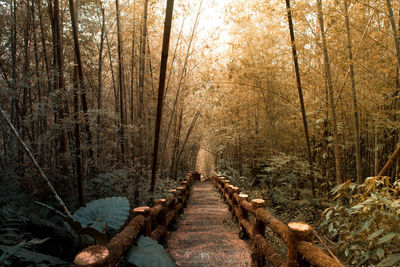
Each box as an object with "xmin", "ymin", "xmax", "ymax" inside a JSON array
[{"xmin": 323, "ymin": 177, "xmax": 400, "ymax": 266}]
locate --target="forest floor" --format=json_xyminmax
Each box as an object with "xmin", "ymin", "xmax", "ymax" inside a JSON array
[{"xmin": 167, "ymin": 181, "xmax": 252, "ymax": 266}]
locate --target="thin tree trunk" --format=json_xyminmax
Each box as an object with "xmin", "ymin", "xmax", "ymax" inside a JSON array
[
  {"xmin": 116, "ymin": 0, "xmax": 125, "ymax": 162},
  {"xmin": 69, "ymin": 0, "xmax": 93, "ymax": 161},
  {"xmin": 163, "ymin": 2, "xmax": 202, "ymax": 166},
  {"xmin": 106, "ymin": 36, "xmax": 119, "ymax": 114},
  {"xmin": 32, "ymin": 0, "xmax": 45, "ymax": 162},
  {"xmin": 52, "ymin": 0, "xmax": 69, "ymax": 171},
  {"xmin": 9, "ymin": 0, "xmax": 19, "ymax": 171},
  {"xmin": 137, "ymin": 0, "xmax": 149, "ymax": 161},
  {"xmin": 150, "ymin": 0, "xmax": 175, "ymax": 192},
  {"xmin": 97, "ymin": 4, "xmax": 105, "ymax": 159},
  {"xmin": 38, "ymin": 0, "xmax": 52, "ymax": 97},
  {"xmin": 385, "ymin": 0, "xmax": 400, "ymax": 70},
  {"xmin": 285, "ymin": 0, "xmax": 315, "ymax": 197},
  {"xmin": 0, "ymin": 107, "xmax": 71, "ymax": 217},
  {"xmin": 170, "ymin": 105, "xmax": 182, "ymax": 179},
  {"xmin": 317, "ymin": 0, "xmax": 343, "ymax": 184},
  {"xmin": 130, "ymin": 0, "xmax": 136, "ymax": 126},
  {"xmin": 344, "ymin": 0, "xmax": 362, "ymax": 183},
  {"xmin": 73, "ymin": 60, "xmax": 84, "ymax": 206}
]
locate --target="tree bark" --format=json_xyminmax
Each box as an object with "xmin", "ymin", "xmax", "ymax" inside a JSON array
[
  {"xmin": 52, "ymin": 0, "xmax": 69, "ymax": 171},
  {"xmin": 69, "ymin": 0, "xmax": 93, "ymax": 161},
  {"xmin": 97, "ymin": 4, "xmax": 105, "ymax": 159},
  {"xmin": 137, "ymin": 0, "xmax": 149, "ymax": 162},
  {"xmin": 116, "ymin": 0, "xmax": 125, "ymax": 163},
  {"xmin": 343, "ymin": 0, "xmax": 362, "ymax": 183},
  {"xmin": 317, "ymin": 0, "xmax": 343, "ymax": 184},
  {"xmin": 150, "ymin": 0, "xmax": 175, "ymax": 192},
  {"xmin": 285, "ymin": 0, "xmax": 316, "ymax": 197}
]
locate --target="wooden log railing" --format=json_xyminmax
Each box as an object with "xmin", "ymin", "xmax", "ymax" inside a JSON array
[
  {"xmin": 212, "ymin": 174, "xmax": 345, "ymax": 267},
  {"xmin": 74, "ymin": 171, "xmax": 197, "ymax": 267}
]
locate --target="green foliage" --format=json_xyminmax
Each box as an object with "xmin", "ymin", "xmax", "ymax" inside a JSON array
[
  {"xmin": 125, "ymin": 235, "xmax": 177, "ymax": 267},
  {"xmin": 72, "ymin": 196, "xmax": 130, "ymax": 234},
  {"xmin": 36, "ymin": 196, "xmax": 130, "ymax": 243},
  {"xmin": 323, "ymin": 177, "xmax": 400, "ymax": 265}
]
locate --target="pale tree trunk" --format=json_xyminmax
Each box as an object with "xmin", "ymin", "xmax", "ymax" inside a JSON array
[
  {"xmin": 150, "ymin": 0, "xmax": 175, "ymax": 193},
  {"xmin": 343, "ymin": 0, "xmax": 362, "ymax": 183},
  {"xmin": 116, "ymin": 0, "xmax": 125, "ymax": 162},
  {"xmin": 317, "ymin": 0, "xmax": 343, "ymax": 184},
  {"xmin": 137, "ymin": 0, "xmax": 149, "ymax": 162},
  {"xmin": 285, "ymin": 0, "xmax": 316, "ymax": 197}
]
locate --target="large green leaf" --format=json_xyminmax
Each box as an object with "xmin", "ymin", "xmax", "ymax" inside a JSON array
[
  {"xmin": 126, "ymin": 235, "xmax": 177, "ymax": 267},
  {"xmin": 72, "ymin": 197, "xmax": 130, "ymax": 233}
]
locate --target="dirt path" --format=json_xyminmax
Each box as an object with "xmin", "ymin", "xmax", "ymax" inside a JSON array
[{"xmin": 167, "ymin": 181, "xmax": 252, "ymax": 266}]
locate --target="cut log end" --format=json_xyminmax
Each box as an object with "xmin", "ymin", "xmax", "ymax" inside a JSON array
[
  {"xmin": 288, "ymin": 222, "xmax": 313, "ymax": 242},
  {"xmin": 232, "ymin": 186, "xmax": 240, "ymax": 193},
  {"xmin": 133, "ymin": 206, "xmax": 151, "ymax": 215},
  {"xmin": 239, "ymin": 193, "xmax": 248, "ymax": 199},
  {"xmin": 155, "ymin": 198, "xmax": 167, "ymax": 206},
  {"xmin": 176, "ymin": 186, "xmax": 184, "ymax": 190},
  {"xmin": 74, "ymin": 245, "xmax": 109, "ymax": 267},
  {"xmin": 251, "ymin": 199, "xmax": 266, "ymax": 209}
]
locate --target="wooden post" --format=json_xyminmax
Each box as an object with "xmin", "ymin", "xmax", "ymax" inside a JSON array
[
  {"xmin": 223, "ymin": 180, "xmax": 230, "ymax": 204},
  {"xmin": 133, "ymin": 206, "xmax": 151, "ymax": 236},
  {"xmin": 238, "ymin": 193, "xmax": 249, "ymax": 239},
  {"xmin": 176, "ymin": 186, "xmax": 184, "ymax": 213},
  {"xmin": 154, "ymin": 199, "xmax": 168, "ymax": 245},
  {"xmin": 251, "ymin": 199, "xmax": 266, "ymax": 266},
  {"xmin": 287, "ymin": 222, "xmax": 313, "ymax": 267}
]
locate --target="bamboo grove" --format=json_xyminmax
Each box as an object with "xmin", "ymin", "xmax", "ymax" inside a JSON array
[
  {"xmin": 203, "ymin": 0, "xmax": 400, "ymax": 192},
  {"xmin": 0, "ymin": 0, "xmax": 207, "ymax": 204},
  {"xmin": 2, "ymin": 0, "xmax": 400, "ymax": 202}
]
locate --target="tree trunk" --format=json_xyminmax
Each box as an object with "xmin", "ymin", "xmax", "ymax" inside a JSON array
[
  {"xmin": 97, "ymin": 4, "xmax": 105, "ymax": 159},
  {"xmin": 9, "ymin": 0, "xmax": 18, "ymax": 170},
  {"xmin": 116, "ymin": 0, "xmax": 125, "ymax": 163},
  {"xmin": 69, "ymin": 0, "xmax": 93, "ymax": 162},
  {"xmin": 317, "ymin": 0, "xmax": 343, "ymax": 184},
  {"xmin": 137, "ymin": 0, "xmax": 149, "ymax": 162},
  {"xmin": 52, "ymin": 0, "xmax": 69, "ymax": 172},
  {"xmin": 285, "ymin": 0, "xmax": 316, "ymax": 197},
  {"xmin": 343, "ymin": 0, "xmax": 362, "ymax": 183},
  {"xmin": 150, "ymin": 0, "xmax": 175, "ymax": 193},
  {"xmin": 73, "ymin": 60, "xmax": 84, "ymax": 206}
]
